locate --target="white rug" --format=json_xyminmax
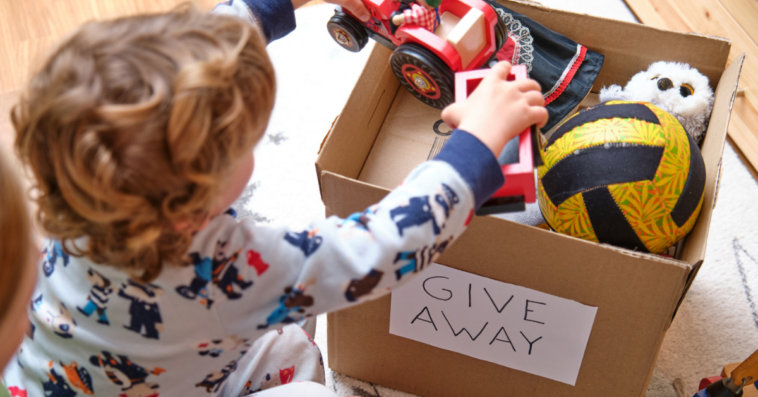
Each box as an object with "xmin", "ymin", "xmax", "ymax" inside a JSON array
[{"xmin": 238, "ymin": 4, "xmax": 758, "ymax": 396}]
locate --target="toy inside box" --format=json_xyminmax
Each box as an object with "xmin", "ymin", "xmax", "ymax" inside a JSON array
[{"xmin": 315, "ymin": 1, "xmax": 743, "ymax": 396}]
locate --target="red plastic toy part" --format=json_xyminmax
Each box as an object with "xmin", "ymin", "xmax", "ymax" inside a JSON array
[
  {"xmin": 394, "ymin": 0, "xmax": 497, "ymax": 72},
  {"xmin": 454, "ymin": 64, "xmax": 540, "ymax": 214},
  {"xmin": 699, "ymin": 376, "xmax": 724, "ymax": 391}
]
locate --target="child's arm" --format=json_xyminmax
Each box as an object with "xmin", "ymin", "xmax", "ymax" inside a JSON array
[
  {"xmin": 200, "ymin": 62, "xmax": 546, "ymax": 334},
  {"xmin": 204, "ymin": 149, "xmax": 485, "ymax": 332}
]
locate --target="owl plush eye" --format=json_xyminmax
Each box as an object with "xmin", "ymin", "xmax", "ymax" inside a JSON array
[{"xmin": 680, "ymin": 83, "xmax": 694, "ymax": 97}]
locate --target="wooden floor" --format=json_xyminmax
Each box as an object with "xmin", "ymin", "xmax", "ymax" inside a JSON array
[
  {"xmin": 625, "ymin": 0, "xmax": 758, "ymax": 179},
  {"xmin": 0, "ymin": 0, "xmax": 221, "ymax": 93}
]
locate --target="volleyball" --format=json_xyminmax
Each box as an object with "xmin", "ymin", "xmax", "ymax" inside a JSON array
[{"xmin": 537, "ymin": 101, "xmax": 706, "ymax": 254}]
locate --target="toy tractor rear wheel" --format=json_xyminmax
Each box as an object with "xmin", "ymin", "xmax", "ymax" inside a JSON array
[
  {"xmin": 390, "ymin": 43, "xmax": 454, "ymax": 109},
  {"xmin": 493, "ymin": 9, "xmax": 507, "ymax": 52},
  {"xmin": 486, "ymin": 5, "xmax": 509, "ymax": 68},
  {"xmin": 327, "ymin": 12, "xmax": 368, "ymax": 53}
]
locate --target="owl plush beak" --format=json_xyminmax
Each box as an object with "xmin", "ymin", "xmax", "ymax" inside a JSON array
[{"xmin": 599, "ymin": 61, "xmax": 714, "ymax": 144}]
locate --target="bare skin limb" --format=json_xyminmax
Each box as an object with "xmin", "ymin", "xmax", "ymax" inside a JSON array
[{"xmin": 292, "ymin": 0, "xmax": 370, "ymax": 21}]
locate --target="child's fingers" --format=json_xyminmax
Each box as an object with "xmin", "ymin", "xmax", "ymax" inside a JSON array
[
  {"xmin": 441, "ymin": 103, "xmax": 463, "ymax": 129},
  {"xmin": 334, "ymin": 0, "xmax": 371, "ymax": 21},
  {"xmin": 486, "ymin": 61, "xmax": 513, "ymax": 82},
  {"xmin": 524, "ymin": 90, "xmax": 545, "ymax": 107},
  {"xmin": 513, "ymin": 79, "xmax": 542, "ymax": 93},
  {"xmin": 528, "ymin": 106, "xmax": 549, "ymax": 128}
]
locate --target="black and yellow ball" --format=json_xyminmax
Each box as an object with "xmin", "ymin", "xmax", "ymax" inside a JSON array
[{"xmin": 537, "ymin": 101, "xmax": 706, "ymax": 254}]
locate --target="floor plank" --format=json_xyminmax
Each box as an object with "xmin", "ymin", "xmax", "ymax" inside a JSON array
[
  {"xmin": 719, "ymin": 0, "xmax": 758, "ymax": 48},
  {"xmin": 624, "ymin": 0, "xmax": 693, "ymax": 32},
  {"xmin": 0, "ymin": 0, "xmax": 218, "ymax": 93}
]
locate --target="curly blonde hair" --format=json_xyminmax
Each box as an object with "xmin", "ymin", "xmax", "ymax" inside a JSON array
[{"xmin": 13, "ymin": 5, "xmax": 275, "ymax": 282}]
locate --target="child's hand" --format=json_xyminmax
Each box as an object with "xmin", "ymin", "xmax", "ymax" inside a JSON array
[
  {"xmin": 441, "ymin": 62, "xmax": 548, "ymax": 157},
  {"xmin": 295, "ymin": 0, "xmax": 369, "ymax": 21},
  {"xmin": 328, "ymin": 0, "xmax": 371, "ymax": 21}
]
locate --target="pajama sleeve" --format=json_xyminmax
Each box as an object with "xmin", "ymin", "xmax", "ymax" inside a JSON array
[{"xmin": 190, "ymin": 130, "xmax": 504, "ymax": 335}]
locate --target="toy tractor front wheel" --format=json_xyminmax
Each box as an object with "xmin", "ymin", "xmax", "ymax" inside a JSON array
[
  {"xmin": 327, "ymin": 12, "xmax": 368, "ymax": 53},
  {"xmin": 493, "ymin": 10, "xmax": 507, "ymax": 52},
  {"xmin": 488, "ymin": 6, "xmax": 509, "ymax": 67},
  {"xmin": 390, "ymin": 44, "xmax": 454, "ymax": 109}
]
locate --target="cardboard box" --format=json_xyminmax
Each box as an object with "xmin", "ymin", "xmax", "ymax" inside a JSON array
[{"xmin": 315, "ymin": 1, "xmax": 744, "ymax": 395}]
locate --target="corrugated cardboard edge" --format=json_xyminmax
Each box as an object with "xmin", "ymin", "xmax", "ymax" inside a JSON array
[
  {"xmin": 668, "ymin": 53, "xmax": 745, "ymax": 322},
  {"xmin": 315, "ymin": 115, "xmax": 340, "ymax": 201},
  {"xmin": 679, "ymin": 53, "xmax": 745, "ymax": 266},
  {"xmin": 319, "ymin": 115, "xmax": 340, "ymax": 155},
  {"xmin": 671, "ymin": 259, "xmax": 703, "ymax": 320},
  {"xmin": 713, "ymin": 158, "xmax": 723, "ymax": 209}
]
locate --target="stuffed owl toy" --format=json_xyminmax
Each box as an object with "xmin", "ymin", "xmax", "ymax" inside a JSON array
[{"xmin": 599, "ymin": 61, "xmax": 714, "ymax": 143}]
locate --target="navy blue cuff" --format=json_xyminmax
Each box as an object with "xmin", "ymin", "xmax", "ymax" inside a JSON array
[
  {"xmin": 241, "ymin": 0, "xmax": 297, "ymax": 42},
  {"xmin": 434, "ymin": 129, "xmax": 505, "ymax": 209}
]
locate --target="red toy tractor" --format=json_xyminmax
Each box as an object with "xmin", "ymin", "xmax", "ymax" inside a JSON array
[{"xmin": 327, "ymin": 0, "xmax": 507, "ymax": 109}]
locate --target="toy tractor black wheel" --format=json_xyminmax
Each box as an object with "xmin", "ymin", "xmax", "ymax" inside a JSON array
[
  {"xmin": 327, "ymin": 12, "xmax": 368, "ymax": 53},
  {"xmin": 390, "ymin": 43, "xmax": 455, "ymax": 109},
  {"xmin": 487, "ymin": 4, "xmax": 509, "ymax": 68},
  {"xmin": 493, "ymin": 8, "xmax": 507, "ymax": 52}
]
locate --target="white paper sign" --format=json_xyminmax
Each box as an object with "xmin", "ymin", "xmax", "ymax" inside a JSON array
[{"xmin": 389, "ymin": 264, "xmax": 597, "ymax": 385}]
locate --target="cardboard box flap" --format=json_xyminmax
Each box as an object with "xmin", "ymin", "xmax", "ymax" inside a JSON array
[
  {"xmin": 672, "ymin": 259, "xmax": 704, "ymax": 321},
  {"xmin": 680, "ymin": 53, "xmax": 745, "ymax": 265},
  {"xmin": 502, "ymin": 0, "xmax": 731, "ymax": 92},
  {"xmin": 315, "ymin": 45, "xmax": 398, "ymax": 199},
  {"xmin": 321, "ymin": 171, "xmax": 391, "ymax": 216}
]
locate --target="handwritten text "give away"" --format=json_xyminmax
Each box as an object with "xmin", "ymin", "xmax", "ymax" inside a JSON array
[{"xmin": 389, "ymin": 264, "xmax": 597, "ymax": 385}]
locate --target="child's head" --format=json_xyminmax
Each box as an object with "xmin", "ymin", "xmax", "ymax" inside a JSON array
[
  {"xmin": 0, "ymin": 154, "xmax": 37, "ymax": 370},
  {"xmin": 13, "ymin": 6, "xmax": 275, "ymax": 282}
]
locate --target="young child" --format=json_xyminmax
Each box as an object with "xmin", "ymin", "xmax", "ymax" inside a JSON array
[
  {"xmin": 3, "ymin": 0, "xmax": 547, "ymax": 396},
  {"xmin": 0, "ymin": 154, "xmax": 38, "ymax": 395}
]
